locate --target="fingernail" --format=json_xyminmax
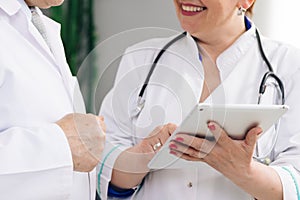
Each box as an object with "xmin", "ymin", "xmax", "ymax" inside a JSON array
[
  {"xmin": 208, "ymin": 124, "xmax": 216, "ymax": 131},
  {"xmin": 175, "ymin": 137, "xmax": 184, "ymax": 142},
  {"xmin": 170, "ymin": 151, "xmax": 177, "ymax": 155},
  {"xmin": 169, "ymin": 144, "xmax": 177, "ymax": 149}
]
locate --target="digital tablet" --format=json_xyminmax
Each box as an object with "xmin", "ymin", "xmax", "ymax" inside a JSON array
[{"xmin": 148, "ymin": 103, "xmax": 288, "ymax": 169}]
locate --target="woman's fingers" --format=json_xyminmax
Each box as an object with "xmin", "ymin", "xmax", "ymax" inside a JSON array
[
  {"xmin": 169, "ymin": 122, "xmax": 262, "ymax": 162},
  {"xmin": 169, "ymin": 134, "xmax": 214, "ymax": 158},
  {"xmin": 169, "ymin": 121, "xmax": 230, "ymax": 156},
  {"xmin": 207, "ymin": 121, "xmax": 231, "ymax": 146},
  {"xmin": 169, "ymin": 149, "xmax": 205, "ymax": 161},
  {"xmin": 145, "ymin": 123, "xmax": 178, "ymax": 153},
  {"xmin": 244, "ymin": 127, "xmax": 262, "ymax": 154},
  {"xmin": 158, "ymin": 123, "xmax": 177, "ymax": 142}
]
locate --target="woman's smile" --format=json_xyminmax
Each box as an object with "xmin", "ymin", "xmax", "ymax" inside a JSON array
[{"xmin": 181, "ymin": 3, "xmax": 207, "ymax": 16}]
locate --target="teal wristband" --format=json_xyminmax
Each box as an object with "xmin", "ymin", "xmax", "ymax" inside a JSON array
[{"xmin": 97, "ymin": 145, "xmax": 121, "ymax": 196}]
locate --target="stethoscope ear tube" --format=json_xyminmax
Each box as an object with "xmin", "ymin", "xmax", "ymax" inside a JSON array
[{"xmin": 256, "ymin": 29, "xmax": 273, "ymax": 72}]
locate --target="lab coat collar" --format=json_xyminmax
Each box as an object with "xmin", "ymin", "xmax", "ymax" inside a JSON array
[
  {"xmin": 181, "ymin": 20, "xmax": 257, "ymax": 103},
  {"xmin": 37, "ymin": 10, "xmax": 63, "ymax": 59},
  {"xmin": 171, "ymin": 32, "xmax": 204, "ymax": 75},
  {"xmin": 185, "ymin": 32, "xmax": 201, "ymax": 59},
  {"xmin": 182, "ymin": 19, "xmax": 257, "ymax": 82},
  {"xmin": 0, "ymin": 0, "xmax": 58, "ymax": 64},
  {"xmin": 216, "ymin": 20, "xmax": 257, "ymax": 80},
  {"xmin": 0, "ymin": 0, "xmax": 22, "ymax": 16},
  {"xmin": 182, "ymin": 25, "xmax": 256, "ymax": 73},
  {"xmin": 1, "ymin": 0, "xmax": 74, "ymax": 105}
]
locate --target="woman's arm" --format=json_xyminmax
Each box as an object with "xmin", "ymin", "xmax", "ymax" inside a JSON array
[
  {"xmin": 110, "ymin": 146, "xmax": 152, "ymax": 189},
  {"xmin": 111, "ymin": 124, "xmax": 177, "ymax": 189}
]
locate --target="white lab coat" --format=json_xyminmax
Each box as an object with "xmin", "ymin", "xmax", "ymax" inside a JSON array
[
  {"xmin": 0, "ymin": 1, "xmax": 96, "ymax": 199},
  {"xmin": 99, "ymin": 21, "xmax": 300, "ymax": 199}
]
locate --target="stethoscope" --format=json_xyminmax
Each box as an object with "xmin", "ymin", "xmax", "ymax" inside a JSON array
[{"xmin": 133, "ymin": 29, "xmax": 285, "ymax": 165}]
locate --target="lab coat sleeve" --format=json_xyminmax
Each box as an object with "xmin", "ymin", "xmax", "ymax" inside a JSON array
[
  {"xmin": 271, "ymin": 166, "xmax": 300, "ymax": 200},
  {"xmin": 0, "ymin": 123, "xmax": 73, "ymax": 199},
  {"xmin": 270, "ymin": 66, "xmax": 300, "ymax": 200},
  {"xmin": 97, "ymin": 45, "xmax": 151, "ymax": 200}
]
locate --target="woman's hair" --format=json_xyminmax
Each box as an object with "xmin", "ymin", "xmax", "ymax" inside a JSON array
[{"xmin": 246, "ymin": 1, "xmax": 256, "ymax": 18}]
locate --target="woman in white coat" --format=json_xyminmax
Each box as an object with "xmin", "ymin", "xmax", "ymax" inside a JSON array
[
  {"xmin": 0, "ymin": 0, "xmax": 105, "ymax": 199},
  {"xmin": 99, "ymin": 0, "xmax": 300, "ymax": 199}
]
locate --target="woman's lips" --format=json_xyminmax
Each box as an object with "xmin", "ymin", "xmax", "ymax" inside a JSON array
[{"xmin": 181, "ymin": 3, "xmax": 207, "ymax": 16}]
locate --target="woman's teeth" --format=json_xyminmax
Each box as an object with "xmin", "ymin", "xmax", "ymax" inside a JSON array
[{"xmin": 182, "ymin": 5, "xmax": 206, "ymax": 12}]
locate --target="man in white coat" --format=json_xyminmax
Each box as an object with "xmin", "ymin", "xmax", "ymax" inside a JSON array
[{"xmin": 0, "ymin": 0, "xmax": 105, "ymax": 199}]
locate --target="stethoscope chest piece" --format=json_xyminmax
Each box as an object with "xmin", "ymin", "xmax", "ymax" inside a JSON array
[{"xmin": 131, "ymin": 97, "xmax": 145, "ymax": 118}]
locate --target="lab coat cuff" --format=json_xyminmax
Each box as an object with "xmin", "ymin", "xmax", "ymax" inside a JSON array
[
  {"xmin": 49, "ymin": 123, "xmax": 74, "ymax": 167},
  {"xmin": 271, "ymin": 166, "xmax": 300, "ymax": 200},
  {"xmin": 97, "ymin": 142, "xmax": 126, "ymax": 200},
  {"xmin": 48, "ymin": 123, "xmax": 74, "ymax": 197},
  {"xmin": 35, "ymin": 123, "xmax": 73, "ymax": 197}
]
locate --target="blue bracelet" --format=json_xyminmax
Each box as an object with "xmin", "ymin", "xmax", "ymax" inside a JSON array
[{"xmin": 108, "ymin": 182, "xmax": 135, "ymax": 198}]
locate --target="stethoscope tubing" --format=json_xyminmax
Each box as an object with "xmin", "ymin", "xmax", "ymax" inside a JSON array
[
  {"xmin": 138, "ymin": 29, "xmax": 285, "ymax": 104},
  {"xmin": 138, "ymin": 32, "xmax": 187, "ymax": 99}
]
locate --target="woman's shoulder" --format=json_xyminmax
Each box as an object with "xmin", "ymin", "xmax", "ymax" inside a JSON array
[
  {"xmin": 263, "ymin": 38, "xmax": 300, "ymax": 81},
  {"xmin": 263, "ymin": 37, "xmax": 300, "ymax": 58},
  {"xmin": 263, "ymin": 37, "xmax": 300, "ymax": 72}
]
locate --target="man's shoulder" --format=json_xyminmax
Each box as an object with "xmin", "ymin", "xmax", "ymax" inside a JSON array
[{"xmin": 0, "ymin": 0, "xmax": 22, "ymax": 17}]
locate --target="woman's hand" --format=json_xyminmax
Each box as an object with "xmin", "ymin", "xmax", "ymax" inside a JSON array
[
  {"xmin": 169, "ymin": 122, "xmax": 283, "ymax": 199},
  {"xmin": 126, "ymin": 123, "xmax": 177, "ymax": 172},
  {"xmin": 132, "ymin": 123, "xmax": 177, "ymax": 155},
  {"xmin": 111, "ymin": 123, "xmax": 177, "ymax": 189},
  {"xmin": 169, "ymin": 121, "xmax": 262, "ymax": 181}
]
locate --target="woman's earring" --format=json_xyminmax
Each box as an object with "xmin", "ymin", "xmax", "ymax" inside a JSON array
[{"xmin": 237, "ymin": 6, "xmax": 246, "ymax": 16}]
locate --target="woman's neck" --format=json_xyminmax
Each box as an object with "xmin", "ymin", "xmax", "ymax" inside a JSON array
[{"xmin": 194, "ymin": 17, "xmax": 246, "ymax": 63}]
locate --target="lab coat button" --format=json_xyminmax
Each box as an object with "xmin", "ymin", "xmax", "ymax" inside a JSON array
[{"xmin": 187, "ymin": 182, "xmax": 193, "ymax": 188}]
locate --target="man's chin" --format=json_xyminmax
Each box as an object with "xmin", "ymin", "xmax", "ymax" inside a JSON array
[{"xmin": 25, "ymin": 0, "xmax": 64, "ymax": 9}]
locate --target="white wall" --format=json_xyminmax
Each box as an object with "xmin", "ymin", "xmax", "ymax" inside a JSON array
[
  {"xmin": 94, "ymin": 0, "xmax": 181, "ymax": 43},
  {"xmin": 92, "ymin": 0, "xmax": 181, "ymax": 112},
  {"xmin": 253, "ymin": 0, "xmax": 300, "ymax": 47}
]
